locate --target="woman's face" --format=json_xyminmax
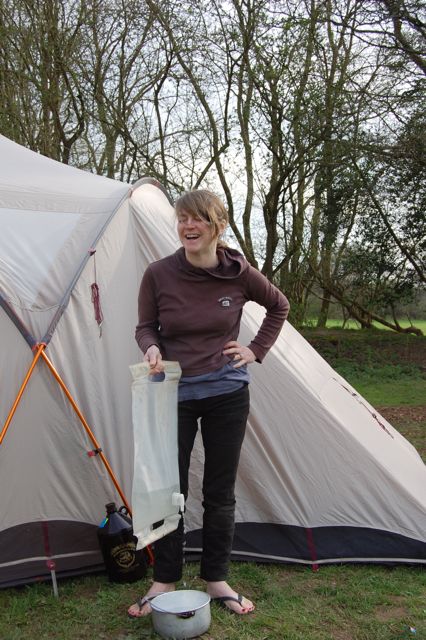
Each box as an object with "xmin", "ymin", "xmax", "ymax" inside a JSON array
[{"xmin": 177, "ymin": 210, "xmax": 222, "ymax": 258}]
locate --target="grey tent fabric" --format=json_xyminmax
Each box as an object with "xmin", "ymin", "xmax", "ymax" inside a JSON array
[{"xmin": 0, "ymin": 135, "xmax": 425, "ymax": 587}]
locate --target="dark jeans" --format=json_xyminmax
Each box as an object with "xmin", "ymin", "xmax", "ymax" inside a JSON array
[{"xmin": 153, "ymin": 385, "xmax": 250, "ymax": 582}]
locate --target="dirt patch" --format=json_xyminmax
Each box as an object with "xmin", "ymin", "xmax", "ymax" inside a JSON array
[
  {"xmin": 378, "ymin": 406, "xmax": 426, "ymax": 424},
  {"xmin": 378, "ymin": 406, "xmax": 426, "ymax": 460},
  {"xmin": 329, "ymin": 630, "xmax": 355, "ymax": 640},
  {"xmin": 375, "ymin": 605, "xmax": 408, "ymax": 622}
]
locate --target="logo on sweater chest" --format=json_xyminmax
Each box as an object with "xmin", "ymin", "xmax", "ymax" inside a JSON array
[{"xmin": 218, "ymin": 296, "xmax": 233, "ymax": 308}]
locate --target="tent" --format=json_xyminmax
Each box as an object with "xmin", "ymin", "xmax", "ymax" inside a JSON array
[{"xmin": 0, "ymin": 136, "xmax": 425, "ymax": 588}]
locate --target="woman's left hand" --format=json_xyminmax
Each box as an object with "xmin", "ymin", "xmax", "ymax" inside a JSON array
[{"xmin": 223, "ymin": 341, "xmax": 256, "ymax": 368}]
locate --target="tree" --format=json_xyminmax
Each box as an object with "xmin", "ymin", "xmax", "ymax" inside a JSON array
[
  {"xmin": 0, "ymin": 0, "xmax": 86, "ymax": 162},
  {"xmin": 77, "ymin": 0, "xmax": 173, "ymax": 180},
  {"xmin": 375, "ymin": 0, "xmax": 426, "ymax": 74},
  {"xmin": 1, "ymin": 0, "xmax": 424, "ymax": 332}
]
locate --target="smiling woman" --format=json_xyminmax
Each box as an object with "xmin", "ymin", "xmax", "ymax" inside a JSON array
[
  {"xmin": 176, "ymin": 191, "xmax": 228, "ymax": 269},
  {"xmin": 130, "ymin": 188, "xmax": 290, "ymax": 617}
]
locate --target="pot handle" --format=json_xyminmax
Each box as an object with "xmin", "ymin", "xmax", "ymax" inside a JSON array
[{"xmin": 177, "ymin": 610, "xmax": 195, "ymax": 619}]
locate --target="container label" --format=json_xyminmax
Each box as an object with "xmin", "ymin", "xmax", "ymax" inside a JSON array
[{"xmin": 110, "ymin": 542, "xmax": 136, "ymax": 569}]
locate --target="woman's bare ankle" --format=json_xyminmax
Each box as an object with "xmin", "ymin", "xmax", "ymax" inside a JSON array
[
  {"xmin": 127, "ymin": 582, "xmax": 176, "ymax": 618},
  {"xmin": 205, "ymin": 581, "xmax": 255, "ymax": 614},
  {"xmin": 149, "ymin": 581, "xmax": 175, "ymax": 593}
]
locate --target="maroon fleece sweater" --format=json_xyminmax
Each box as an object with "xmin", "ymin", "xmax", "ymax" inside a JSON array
[{"xmin": 135, "ymin": 247, "xmax": 290, "ymax": 376}]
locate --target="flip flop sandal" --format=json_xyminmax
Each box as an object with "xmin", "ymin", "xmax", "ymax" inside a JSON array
[
  {"xmin": 127, "ymin": 593, "xmax": 166, "ymax": 619},
  {"xmin": 211, "ymin": 594, "xmax": 254, "ymax": 614}
]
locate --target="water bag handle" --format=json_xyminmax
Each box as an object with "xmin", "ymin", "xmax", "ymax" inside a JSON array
[{"xmin": 129, "ymin": 361, "xmax": 182, "ymax": 383}]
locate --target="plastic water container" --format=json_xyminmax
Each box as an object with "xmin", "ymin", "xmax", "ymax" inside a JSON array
[{"xmin": 97, "ymin": 502, "xmax": 147, "ymax": 583}]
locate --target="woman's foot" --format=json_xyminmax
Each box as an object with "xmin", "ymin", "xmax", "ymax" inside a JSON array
[
  {"xmin": 127, "ymin": 581, "xmax": 175, "ymax": 618},
  {"xmin": 206, "ymin": 580, "xmax": 255, "ymax": 614}
]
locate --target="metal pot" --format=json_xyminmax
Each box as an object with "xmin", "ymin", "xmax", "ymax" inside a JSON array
[{"xmin": 150, "ymin": 590, "xmax": 211, "ymax": 639}]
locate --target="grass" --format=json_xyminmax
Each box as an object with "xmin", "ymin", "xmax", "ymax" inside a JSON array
[
  {"xmin": 329, "ymin": 363, "xmax": 425, "ymax": 406},
  {"xmin": 305, "ymin": 318, "xmax": 426, "ymax": 334},
  {"xmin": 344, "ymin": 373, "xmax": 425, "ymax": 406},
  {"xmin": 1, "ymin": 563, "xmax": 425, "ymax": 640},
  {"xmin": 1, "ymin": 328, "xmax": 425, "ymax": 640},
  {"xmin": 300, "ymin": 327, "xmax": 426, "ymax": 407}
]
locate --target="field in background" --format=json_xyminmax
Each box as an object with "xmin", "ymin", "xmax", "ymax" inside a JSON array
[
  {"xmin": 303, "ymin": 318, "xmax": 426, "ymax": 334},
  {"xmin": 301, "ymin": 327, "xmax": 426, "ymax": 405},
  {"xmin": 0, "ymin": 328, "xmax": 424, "ymax": 640},
  {"xmin": 301, "ymin": 327, "xmax": 426, "ymax": 464}
]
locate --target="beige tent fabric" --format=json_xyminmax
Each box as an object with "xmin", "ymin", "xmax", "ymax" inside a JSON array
[
  {"xmin": 0, "ymin": 135, "xmax": 129, "ymax": 339},
  {"xmin": 0, "ymin": 176, "xmax": 180, "ymax": 544},
  {"xmin": 0, "ymin": 188, "xmax": 138, "ymax": 533},
  {"xmin": 0, "ymin": 180, "xmax": 180, "ymax": 542},
  {"xmin": 185, "ymin": 306, "xmax": 426, "ymax": 544}
]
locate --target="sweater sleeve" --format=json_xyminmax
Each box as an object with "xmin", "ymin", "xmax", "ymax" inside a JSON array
[
  {"xmin": 135, "ymin": 267, "xmax": 161, "ymax": 354},
  {"xmin": 244, "ymin": 266, "xmax": 290, "ymax": 362}
]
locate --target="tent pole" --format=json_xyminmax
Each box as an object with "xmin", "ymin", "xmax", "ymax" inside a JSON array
[
  {"xmin": 1, "ymin": 343, "xmax": 155, "ymax": 565},
  {"xmin": 39, "ymin": 349, "xmax": 132, "ymax": 515},
  {"xmin": 0, "ymin": 343, "xmax": 45, "ymax": 446}
]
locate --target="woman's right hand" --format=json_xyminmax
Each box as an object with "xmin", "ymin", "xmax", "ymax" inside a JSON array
[{"xmin": 143, "ymin": 344, "xmax": 164, "ymax": 374}]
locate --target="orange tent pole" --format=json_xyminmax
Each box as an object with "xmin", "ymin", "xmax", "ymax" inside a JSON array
[
  {"xmin": 1, "ymin": 342, "xmax": 154, "ymax": 564},
  {"xmin": 0, "ymin": 343, "xmax": 46, "ymax": 446},
  {"xmin": 40, "ymin": 349, "xmax": 155, "ymax": 564},
  {"xmin": 39, "ymin": 349, "xmax": 132, "ymax": 515}
]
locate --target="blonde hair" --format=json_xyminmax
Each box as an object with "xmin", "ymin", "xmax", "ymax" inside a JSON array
[{"xmin": 175, "ymin": 190, "xmax": 228, "ymax": 246}]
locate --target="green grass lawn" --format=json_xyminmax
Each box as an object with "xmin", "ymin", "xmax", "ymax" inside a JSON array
[
  {"xmin": 1, "ymin": 329, "xmax": 425, "ymax": 640},
  {"xmin": 301, "ymin": 328, "xmax": 426, "ymax": 407},
  {"xmin": 333, "ymin": 363, "xmax": 425, "ymax": 406},
  {"xmin": 347, "ymin": 375, "xmax": 425, "ymax": 406},
  {"xmin": 1, "ymin": 563, "xmax": 425, "ymax": 640}
]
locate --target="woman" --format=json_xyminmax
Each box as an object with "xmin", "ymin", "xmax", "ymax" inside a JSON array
[{"xmin": 129, "ymin": 189, "xmax": 289, "ymax": 617}]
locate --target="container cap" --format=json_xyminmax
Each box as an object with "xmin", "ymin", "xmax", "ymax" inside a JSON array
[{"xmin": 106, "ymin": 502, "xmax": 117, "ymax": 514}]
